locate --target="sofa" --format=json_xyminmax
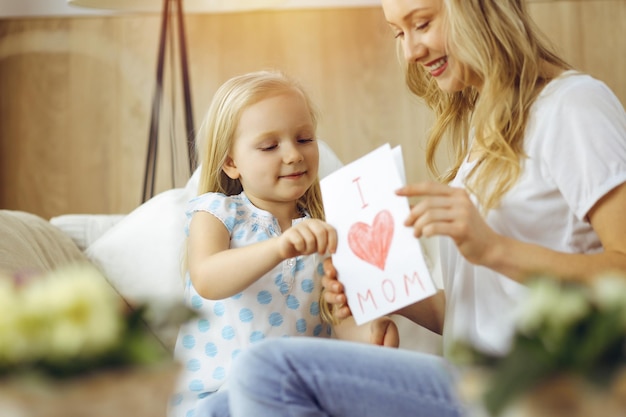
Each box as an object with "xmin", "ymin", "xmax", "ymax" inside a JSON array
[{"xmin": 0, "ymin": 141, "xmax": 442, "ymax": 358}]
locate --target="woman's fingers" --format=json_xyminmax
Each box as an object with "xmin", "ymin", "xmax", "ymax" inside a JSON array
[{"xmin": 397, "ymin": 182, "xmax": 473, "ymax": 238}]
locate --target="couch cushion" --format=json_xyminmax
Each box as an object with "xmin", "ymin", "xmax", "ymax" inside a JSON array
[{"xmin": 0, "ymin": 210, "xmax": 88, "ymax": 275}]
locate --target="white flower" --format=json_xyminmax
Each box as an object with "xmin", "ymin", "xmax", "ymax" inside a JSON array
[
  {"xmin": 591, "ymin": 271, "xmax": 626, "ymax": 328},
  {"xmin": 0, "ymin": 277, "xmax": 23, "ymax": 363},
  {"xmin": 516, "ymin": 278, "xmax": 589, "ymax": 348},
  {"xmin": 23, "ymin": 264, "xmax": 124, "ymax": 360},
  {"xmin": 515, "ymin": 278, "xmax": 559, "ymax": 333},
  {"xmin": 1, "ymin": 264, "xmax": 124, "ymax": 367}
]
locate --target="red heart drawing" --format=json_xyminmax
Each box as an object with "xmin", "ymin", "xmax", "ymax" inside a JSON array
[{"xmin": 347, "ymin": 210, "xmax": 394, "ymax": 271}]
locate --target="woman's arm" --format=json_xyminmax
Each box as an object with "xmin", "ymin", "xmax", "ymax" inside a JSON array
[
  {"xmin": 397, "ymin": 181, "xmax": 626, "ymax": 284},
  {"xmin": 395, "ymin": 290, "xmax": 446, "ymax": 335},
  {"xmin": 332, "ymin": 316, "xmax": 400, "ymax": 347}
]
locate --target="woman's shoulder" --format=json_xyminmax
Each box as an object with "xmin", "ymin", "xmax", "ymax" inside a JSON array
[{"xmin": 540, "ymin": 71, "xmax": 618, "ymax": 105}]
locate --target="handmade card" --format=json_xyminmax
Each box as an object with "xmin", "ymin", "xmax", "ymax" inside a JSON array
[{"xmin": 321, "ymin": 143, "xmax": 436, "ymax": 325}]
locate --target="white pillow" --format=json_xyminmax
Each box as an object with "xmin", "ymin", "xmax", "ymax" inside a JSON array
[
  {"xmin": 50, "ymin": 214, "xmax": 126, "ymax": 251},
  {"xmin": 85, "ymin": 141, "xmax": 342, "ymax": 350}
]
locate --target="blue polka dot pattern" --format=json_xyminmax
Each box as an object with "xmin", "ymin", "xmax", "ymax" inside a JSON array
[
  {"xmin": 208, "ymin": 199, "xmax": 221, "ymax": 212},
  {"xmin": 313, "ymin": 324, "xmax": 324, "ymax": 336},
  {"xmin": 221, "ymin": 325, "xmax": 235, "ymax": 340},
  {"xmin": 301, "ymin": 279, "xmax": 314, "ymax": 293},
  {"xmin": 310, "ymin": 301, "xmax": 320, "ymax": 316},
  {"xmin": 257, "ymin": 290, "xmax": 272, "ymax": 304},
  {"xmin": 197, "ymin": 319, "xmax": 210, "ymax": 332},
  {"xmin": 278, "ymin": 281, "xmax": 291, "ymax": 295},
  {"xmin": 182, "ymin": 335, "xmax": 195, "ymax": 349},
  {"xmin": 269, "ymin": 312, "xmax": 284, "ymax": 327},
  {"xmin": 296, "ymin": 319, "xmax": 307, "ymax": 333},
  {"xmin": 231, "ymin": 292, "xmax": 243, "ymax": 299},
  {"xmin": 316, "ymin": 262, "xmax": 324, "ymax": 275},
  {"xmin": 224, "ymin": 216, "xmax": 236, "ymax": 230},
  {"xmin": 213, "ymin": 302, "xmax": 225, "ymax": 316},
  {"xmin": 204, "ymin": 342, "xmax": 218, "ymax": 357},
  {"xmin": 198, "ymin": 392, "xmax": 210, "ymax": 399},
  {"xmin": 212, "ymin": 367, "xmax": 226, "ymax": 380},
  {"xmin": 274, "ymin": 274, "xmax": 283, "ymax": 286},
  {"xmin": 189, "ymin": 379, "xmax": 204, "ymax": 392},
  {"xmin": 187, "ymin": 359, "xmax": 201, "ymax": 372},
  {"xmin": 295, "ymin": 258, "xmax": 305, "ymax": 272},
  {"xmin": 239, "ymin": 308, "xmax": 254, "ymax": 322},
  {"xmin": 286, "ymin": 294, "xmax": 300, "ymax": 310},
  {"xmin": 250, "ymin": 331, "xmax": 265, "ymax": 343},
  {"xmin": 190, "ymin": 295, "xmax": 203, "ymax": 309}
]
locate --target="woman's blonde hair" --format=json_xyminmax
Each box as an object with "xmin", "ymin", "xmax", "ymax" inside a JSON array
[
  {"xmin": 405, "ymin": 0, "xmax": 570, "ymax": 211},
  {"xmin": 195, "ymin": 69, "xmax": 325, "ymax": 220}
]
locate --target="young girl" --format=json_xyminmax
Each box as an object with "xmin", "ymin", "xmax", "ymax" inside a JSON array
[
  {"xmin": 168, "ymin": 70, "xmax": 398, "ymax": 417},
  {"xmin": 223, "ymin": 1, "xmax": 626, "ymax": 416}
]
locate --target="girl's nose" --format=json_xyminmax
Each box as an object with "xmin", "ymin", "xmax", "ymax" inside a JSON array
[{"xmin": 283, "ymin": 144, "xmax": 304, "ymax": 164}]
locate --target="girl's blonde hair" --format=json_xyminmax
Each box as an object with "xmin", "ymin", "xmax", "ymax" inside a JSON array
[
  {"xmin": 194, "ymin": 70, "xmax": 334, "ymax": 323},
  {"xmin": 195, "ymin": 69, "xmax": 325, "ymax": 220},
  {"xmin": 405, "ymin": 0, "xmax": 570, "ymax": 211}
]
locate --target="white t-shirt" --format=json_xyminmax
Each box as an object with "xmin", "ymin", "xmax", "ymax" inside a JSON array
[{"xmin": 441, "ymin": 71, "xmax": 626, "ymax": 357}]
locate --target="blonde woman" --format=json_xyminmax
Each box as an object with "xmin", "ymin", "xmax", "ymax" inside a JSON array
[
  {"xmin": 169, "ymin": 70, "xmax": 398, "ymax": 417},
  {"xmin": 224, "ymin": 1, "xmax": 626, "ymax": 416}
]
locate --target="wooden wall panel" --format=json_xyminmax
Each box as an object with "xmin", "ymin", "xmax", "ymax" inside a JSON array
[{"xmin": 0, "ymin": 2, "xmax": 624, "ymax": 219}]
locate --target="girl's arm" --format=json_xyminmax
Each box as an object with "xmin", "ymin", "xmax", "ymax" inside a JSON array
[
  {"xmin": 397, "ymin": 181, "xmax": 626, "ymax": 284},
  {"xmin": 188, "ymin": 212, "xmax": 337, "ymax": 299}
]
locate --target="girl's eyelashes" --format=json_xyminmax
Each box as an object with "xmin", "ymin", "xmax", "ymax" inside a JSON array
[
  {"xmin": 257, "ymin": 136, "xmax": 314, "ymax": 150},
  {"xmin": 259, "ymin": 143, "xmax": 278, "ymax": 151}
]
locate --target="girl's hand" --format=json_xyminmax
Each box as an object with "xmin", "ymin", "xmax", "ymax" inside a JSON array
[
  {"xmin": 321, "ymin": 257, "xmax": 352, "ymax": 320},
  {"xmin": 278, "ymin": 219, "xmax": 337, "ymax": 259},
  {"xmin": 370, "ymin": 316, "xmax": 400, "ymax": 347},
  {"xmin": 396, "ymin": 181, "xmax": 501, "ymax": 266}
]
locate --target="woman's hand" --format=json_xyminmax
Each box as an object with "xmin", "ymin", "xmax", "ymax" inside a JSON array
[
  {"xmin": 396, "ymin": 181, "xmax": 501, "ymax": 267},
  {"xmin": 278, "ymin": 219, "xmax": 337, "ymax": 259},
  {"xmin": 321, "ymin": 257, "xmax": 352, "ymax": 320}
]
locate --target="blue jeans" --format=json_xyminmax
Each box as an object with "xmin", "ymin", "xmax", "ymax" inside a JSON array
[{"xmin": 227, "ymin": 337, "xmax": 466, "ymax": 417}]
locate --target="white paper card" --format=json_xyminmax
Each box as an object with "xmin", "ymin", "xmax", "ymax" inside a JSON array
[{"xmin": 321, "ymin": 143, "xmax": 436, "ymax": 325}]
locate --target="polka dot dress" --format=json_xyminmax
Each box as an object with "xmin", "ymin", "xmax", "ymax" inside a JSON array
[{"xmin": 168, "ymin": 192, "xmax": 331, "ymax": 417}]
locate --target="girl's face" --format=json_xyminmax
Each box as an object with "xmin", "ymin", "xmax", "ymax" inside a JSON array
[
  {"xmin": 382, "ymin": 0, "xmax": 475, "ymax": 92},
  {"xmin": 223, "ymin": 90, "xmax": 319, "ymax": 214}
]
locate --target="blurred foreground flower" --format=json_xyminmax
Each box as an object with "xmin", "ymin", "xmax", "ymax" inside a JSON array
[
  {"xmin": 0, "ymin": 263, "xmax": 191, "ymax": 378},
  {"xmin": 452, "ymin": 271, "xmax": 626, "ymax": 416}
]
